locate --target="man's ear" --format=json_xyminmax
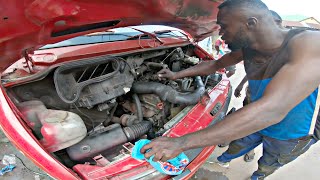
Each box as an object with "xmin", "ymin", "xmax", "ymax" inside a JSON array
[{"xmin": 246, "ymin": 17, "xmax": 258, "ymax": 29}]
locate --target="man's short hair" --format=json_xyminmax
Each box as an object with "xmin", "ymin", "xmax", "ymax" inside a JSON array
[
  {"xmin": 270, "ymin": 10, "xmax": 282, "ymax": 23},
  {"xmin": 218, "ymin": 0, "xmax": 269, "ymax": 11}
]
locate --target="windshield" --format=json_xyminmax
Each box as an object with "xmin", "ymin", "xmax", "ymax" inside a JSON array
[{"xmin": 40, "ymin": 25, "xmax": 187, "ymax": 50}]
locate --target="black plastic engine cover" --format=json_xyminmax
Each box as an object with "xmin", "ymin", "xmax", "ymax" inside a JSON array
[
  {"xmin": 54, "ymin": 56, "xmax": 134, "ymax": 108},
  {"xmin": 77, "ymin": 72, "xmax": 134, "ymax": 108}
]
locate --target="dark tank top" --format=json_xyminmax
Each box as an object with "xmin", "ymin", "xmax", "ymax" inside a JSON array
[{"xmin": 242, "ymin": 29, "xmax": 319, "ymax": 140}]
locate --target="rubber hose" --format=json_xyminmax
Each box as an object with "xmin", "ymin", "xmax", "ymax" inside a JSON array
[
  {"xmin": 132, "ymin": 94, "xmax": 143, "ymax": 122},
  {"xmin": 132, "ymin": 76, "xmax": 205, "ymax": 105},
  {"xmin": 123, "ymin": 121, "xmax": 152, "ymax": 141}
]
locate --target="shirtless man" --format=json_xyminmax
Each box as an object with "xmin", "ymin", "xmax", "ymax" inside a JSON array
[{"xmin": 141, "ymin": 0, "xmax": 320, "ymax": 179}]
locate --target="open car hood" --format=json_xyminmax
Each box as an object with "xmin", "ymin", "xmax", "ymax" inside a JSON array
[{"xmin": 0, "ymin": 0, "xmax": 222, "ymax": 70}]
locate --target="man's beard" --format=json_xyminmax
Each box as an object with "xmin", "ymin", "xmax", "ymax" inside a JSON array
[{"xmin": 227, "ymin": 28, "xmax": 250, "ymax": 51}]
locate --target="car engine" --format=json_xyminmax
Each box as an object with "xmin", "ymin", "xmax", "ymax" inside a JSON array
[{"xmin": 7, "ymin": 46, "xmax": 221, "ymax": 164}]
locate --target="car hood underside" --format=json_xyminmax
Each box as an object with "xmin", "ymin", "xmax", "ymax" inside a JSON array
[{"xmin": 0, "ymin": 0, "xmax": 222, "ymax": 70}]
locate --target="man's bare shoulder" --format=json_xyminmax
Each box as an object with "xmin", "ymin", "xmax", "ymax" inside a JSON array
[
  {"xmin": 289, "ymin": 30, "xmax": 320, "ymax": 47},
  {"xmin": 288, "ymin": 30, "xmax": 320, "ymax": 62}
]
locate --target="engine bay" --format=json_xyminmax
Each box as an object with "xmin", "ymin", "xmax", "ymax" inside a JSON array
[{"xmin": 5, "ymin": 46, "xmax": 222, "ymax": 167}]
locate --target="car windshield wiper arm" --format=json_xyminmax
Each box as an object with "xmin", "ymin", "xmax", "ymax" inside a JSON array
[
  {"xmin": 129, "ymin": 27, "xmax": 164, "ymax": 44},
  {"xmin": 154, "ymin": 29, "xmax": 190, "ymax": 41}
]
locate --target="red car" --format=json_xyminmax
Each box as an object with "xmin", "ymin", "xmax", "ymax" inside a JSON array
[{"xmin": 0, "ymin": 0, "xmax": 231, "ymax": 179}]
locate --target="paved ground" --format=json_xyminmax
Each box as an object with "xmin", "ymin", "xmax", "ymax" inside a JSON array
[
  {"xmin": 0, "ymin": 63, "xmax": 319, "ymax": 180},
  {"xmin": 0, "ymin": 130, "xmax": 51, "ymax": 180}
]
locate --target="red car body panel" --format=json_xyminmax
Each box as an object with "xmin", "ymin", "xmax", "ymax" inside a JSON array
[
  {"xmin": 0, "ymin": 39, "xmax": 231, "ymax": 179},
  {"xmin": 0, "ymin": 0, "xmax": 232, "ymax": 179},
  {"xmin": 0, "ymin": 0, "xmax": 222, "ymax": 70},
  {"xmin": 31, "ymin": 38, "xmax": 191, "ymax": 66}
]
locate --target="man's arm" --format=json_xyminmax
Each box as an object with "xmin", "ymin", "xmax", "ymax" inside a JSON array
[
  {"xmin": 158, "ymin": 50, "xmax": 243, "ymax": 80},
  {"xmin": 142, "ymin": 31, "xmax": 320, "ymax": 162},
  {"xmin": 215, "ymin": 38, "xmax": 221, "ymax": 55},
  {"xmin": 238, "ymin": 75, "xmax": 248, "ymax": 88},
  {"xmin": 234, "ymin": 75, "xmax": 248, "ymax": 97},
  {"xmin": 215, "ymin": 45, "xmax": 220, "ymax": 55}
]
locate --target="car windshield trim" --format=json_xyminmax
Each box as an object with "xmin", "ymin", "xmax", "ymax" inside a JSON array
[{"xmin": 40, "ymin": 29, "xmax": 186, "ymax": 50}]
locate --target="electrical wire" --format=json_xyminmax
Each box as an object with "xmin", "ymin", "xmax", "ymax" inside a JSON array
[
  {"xmin": 138, "ymin": 34, "xmax": 159, "ymax": 49},
  {"xmin": 160, "ymin": 48, "xmax": 178, "ymax": 64},
  {"xmin": 138, "ymin": 34, "xmax": 146, "ymax": 49},
  {"xmin": 114, "ymin": 56, "xmax": 139, "ymax": 80},
  {"xmin": 74, "ymin": 104, "xmax": 95, "ymax": 132},
  {"xmin": 116, "ymin": 56, "xmax": 133, "ymax": 70},
  {"xmin": 204, "ymin": 75, "xmax": 210, "ymax": 87},
  {"xmin": 100, "ymin": 102, "xmax": 118, "ymax": 126}
]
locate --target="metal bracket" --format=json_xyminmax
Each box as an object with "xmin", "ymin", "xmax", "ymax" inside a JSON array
[
  {"xmin": 23, "ymin": 49, "xmax": 35, "ymax": 73},
  {"xmin": 93, "ymin": 154, "xmax": 110, "ymax": 167},
  {"xmin": 200, "ymin": 91, "xmax": 210, "ymax": 106},
  {"xmin": 122, "ymin": 142, "xmax": 134, "ymax": 154}
]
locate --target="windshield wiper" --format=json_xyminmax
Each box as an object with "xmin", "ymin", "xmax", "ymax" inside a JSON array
[
  {"xmin": 84, "ymin": 32, "xmax": 133, "ymax": 37},
  {"xmin": 154, "ymin": 29, "xmax": 190, "ymax": 41},
  {"xmin": 129, "ymin": 27, "xmax": 164, "ymax": 44}
]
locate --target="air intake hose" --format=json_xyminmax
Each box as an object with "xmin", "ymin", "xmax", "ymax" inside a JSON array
[
  {"xmin": 132, "ymin": 76, "xmax": 205, "ymax": 105},
  {"xmin": 124, "ymin": 121, "xmax": 152, "ymax": 141},
  {"xmin": 66, "ymin": 121, "xmax": 152, "ymax": 162}
]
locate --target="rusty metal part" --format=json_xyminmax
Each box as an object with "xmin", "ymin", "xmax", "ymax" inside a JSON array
[
  {"xmin": 121, "ymin": 101, "xmax": 156, "ymax": 118},
  {"xmin": 146, "ymin": 62, "xmax": 168, "ymax": 70},
  {"xmin": 139, "ymin": 94, "xmax": 163, "ymax": 111},
  {"xmin": 111, "ymin": 114, "xmax": 141, "ymax": 126}
]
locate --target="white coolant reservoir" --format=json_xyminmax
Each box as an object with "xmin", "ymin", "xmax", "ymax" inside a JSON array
[{"xmin": 17, "ymin": 100, "xmax": 87, "ymax": 152}]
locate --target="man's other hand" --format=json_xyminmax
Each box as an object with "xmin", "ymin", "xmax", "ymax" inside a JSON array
[
  {"xmin": 234, "ymin": 85, "xmax": 243, "ymax": 98},
  {"xmin": 157, "ymin": 69, "xmax": 177, "ymax": 80},
  {"xmin": 140, "ymin": 137, "xmax": 184, "ymax": 162}
]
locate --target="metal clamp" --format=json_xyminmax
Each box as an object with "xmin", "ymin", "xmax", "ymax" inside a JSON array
[{"xmin": 93, "ymin": 154, "xmax": 110, "ymax": 167}]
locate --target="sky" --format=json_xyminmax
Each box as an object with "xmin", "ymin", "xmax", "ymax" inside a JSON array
[{"xmin": 262, "ymin": 0, "xmax": 320, "ymax": 20}]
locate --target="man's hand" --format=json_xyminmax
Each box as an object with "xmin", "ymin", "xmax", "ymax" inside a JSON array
[
  {"xmin": 235, "ymin": 75, "xmax": 248, "ymax": 97},
  {"xmin": 234, "ymin": 85, "xmax": 243, "ymax": 98},
  {"xmin": 140, "ymin": 137, "xmax": 184, "ymax": 162},
  {"xmin": 157, "ymin": 69, "xmax": 177, "ymax": 80}
]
